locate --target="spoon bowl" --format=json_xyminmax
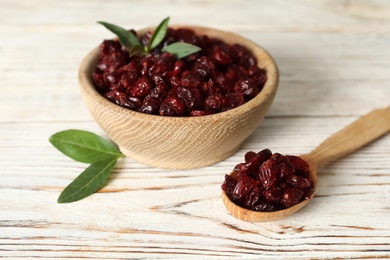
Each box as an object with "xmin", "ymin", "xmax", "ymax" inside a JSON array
[{"xmin": 222, "ymin": 105, "xmax": 390, "ymax": 222}]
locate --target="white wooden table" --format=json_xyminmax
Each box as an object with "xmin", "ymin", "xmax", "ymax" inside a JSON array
[{"xmin": 1, "ymin": 0, "xmax": 390, "ymax": 258}]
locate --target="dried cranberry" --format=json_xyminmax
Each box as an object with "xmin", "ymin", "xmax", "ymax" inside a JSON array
[
  {"xmin": 159, "ymin": 97, "xmax": 186, "ymax": 116},
  {"xmin": 177, "ymin": 87, "xmax": 203, "ymax": 110},
  {"xmin": 131, "ymin": 76, "xmax": 152, "ymax": 97},
  {"xmin": 233, "ymin": 163, "xmax": 245, "ymax": 173},
  {"xmin": 192, "ymin": 56, "xmax": 213, "ymax": 78},
  {"xmin": 205, "ymin": 94, "xmax": 224, "ymax": 111},
  {"xmin": 257, "ymin": 149, "xmax": 272, "ymax": 163},
  {"xmin": 303, "ymin": 180, "xmax": 315, "ymax": 200},
  {"xmin": 105, "ymin": 91, "xmax": 138, "ymax": 110},
  {"xmin": 148, "ymin": 86, "xmax": 167, "ymax": 101},
  {"xmin": 286, "ymin": 155, "xmax": 310, "ymax": 177},
  {"xmin": 97, "ymin": 40, "xmax": 129, "ymax": 70},
  {"xmin": 222, "ymin": 93, "xmax": 245, "ymax": 111},
  {"xmin": 92, "ymin": 73, "xmax": 106, "ymax": 91},
  {"xmin": 264, "ymin": 188, "xmax": 282, "ymax": 203},
  {"xmin": 254, "ymin": 202, "xmax": 279, "ymax": 212},
  {"xmin": 244, "ymin": 151, "xmax": 257, "ymax": 162},
  {"xmin": 172, "ymin": 60, "xmax": 185, "ymax": 76},
  {"xmin": 222, "ymin": 149, "xmax": 314, "ymax": 212},
  {"xmin": 210, "ymin": 45, "xmax": 232, "ymax": 65},
  {"xmin": 244, "ymin": 187, "xmax": 263, "ymax": 209},
  {"xmin": 214, "ymin": 72, "xmax": 234, "ymax": 92},
  {"xmin": 138, "ymin": 104, "xmax": 158, "ymax": 114},
  {"xmin": 244, "ymin": 153, "xmax": 267, "ymax": 179},
  {"xmin": 93, "ymin": 27, "xmax": 268, "ymax": 116},
  {"xmin": 180, "ymin": 71, "xmax": 202, "ymax": 89},
  {"xmin": 281, "ymin": 188, "xmax": 304, "ymax": 208},
  {"xmin": 248, "ymin": 66, "xmax": 267, "ymax": 86},
  {"xmin": 279, "ymin": 161, "xmax": 295, "ymax": 179},
  {"xmin": 234, "ymin": 79, "xmax": 259, "ymax": 100},
  {"xmin": 230, "ymin": 175, "xmax": 259, "ymax": 202},
  {"xmin": 221, "ymin": 174, "xmax": 237, "ymax": 197},
  {"xmin": 287, "ymin": 175, "xmax": 311, "ymax": 189},
  {"xmin": 190, "ymin": 110, "xmax": 211, "ymax": 116},
  {"xmin": 231, "ymin": 44, "xmax": 246, "ymax": 61},
  {"xmin": 139, "ymin": 97, "xmax": 159, "ymax": 114},
  {"xmin": 258, "ymin": 159, "xmax": 278, "ymax": 190},
  {"xmin": 149, "ymin": 52, "xmax": 176, "ymax": 78},
  {"xmin": 168, "ymin": 76, "xmax": 181, "ymax": 88}
]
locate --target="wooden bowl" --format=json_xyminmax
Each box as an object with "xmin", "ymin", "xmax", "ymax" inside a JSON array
[{"xmin": 78, "ymin": 26, "xmax": 279, "ymax": 170}]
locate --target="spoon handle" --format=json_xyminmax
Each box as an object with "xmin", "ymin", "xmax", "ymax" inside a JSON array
[{"xmin": 305, "ymin": 105, "xmax": 390, "ymax": 167}]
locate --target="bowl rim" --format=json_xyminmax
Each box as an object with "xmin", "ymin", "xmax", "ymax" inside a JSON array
[{"xmin": 79, "ymin": 25, "xmax": 279, "ymax": 123}]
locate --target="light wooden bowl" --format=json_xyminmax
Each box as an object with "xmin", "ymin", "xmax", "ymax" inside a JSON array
[{"xmin": 78, "ymin": 26, "xmax": 279, "ymax": 170}]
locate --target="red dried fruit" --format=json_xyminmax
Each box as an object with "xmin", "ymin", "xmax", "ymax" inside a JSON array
[
  {"xmin": 244, "ymin": 187, "xmax": 263, "ymax": 209},
  {"xmin": 172, "ymin": 60, "xmax": 185, "ymax": 76},
  {"xmin": 131, "ymin": 76, "xmax": 152, "ymax": 97},
  {"xmin": 264, "ymin": 188, "xmax": 282, "ymax": 203},
  {"xmin": 234, "ymin": 79, "xmax": 259, "ymax": 100},
  {"xmin": 234, "ymin": 149, "xmax": 271, "ymax": 179},
  {"xmin": 221, "ymin": 149, "xmax": 314, "ymax": 212},
  {"xmin": 279, "ymin": 161, "xmax": 295, "ymax": 179},
  {"xmin": 234, "ymin": 163, "xmax": 246, "ymax": 173},
  {"xmin": 258, "ymin": 159, "xmax": 278, "ymax": 190},
  {"xmin": 214, "ymin": 72, "xmax": 234, "ymax": 92},
  {"xmin": 192, "ymin": 56, "xmax": 213, "ymax": 78},
  {"xmin": 205, "ymin": 94, "xmax": 224, "ymax": 111},
  {"xmin": 223, "ymin": 93, "xmax": 245, "ymax": 111},
  {"xmin": 168, "ymin": 75, "xmax": 181, "ymax": 88},
  {"xmin": 254, "ymin": 202, "xmax": 280, "ymax": 212},
  {"xmin": 93, "ymin": 27, "xmax": 267, "ymax": 116},
  {"xmin": 257, "ymin": 148, "xmax": 272, "ymax": 163},
  {"xmin": 138, "ymin": 103, "xmax": 158, "ymax": 114},
  {"xmin": 159, "ymin": 97, "xmax": 186, "ymax": 116},
  {"xmin": 286, "ymin": 155, "xmax": 310, "ymax": 177},
  {"xmin": 181, "ymin": 71, "xmax": 202, "ymax": 89},
  {"xmin": 189, "ymin": 110, "xmax": 211, "ymax": 116},
  {"xmin": 221, "ymin": 174, "xmax": 237, "ymax": 197},
  {"xmin": 244, "ymin": 151, "xmax": 257, "ymax": 162},
  {"xmin": 177, "ymin": 87, "xmax": 203, "ymax": 110},
  {"xmin": 148, "ymin": 86, "xmax": 167, "ymax": 101},
  {"xmin": 281, "ymin": 188, "xmax": 304, "ymax": 208},
  {"xmin": 105, "ymin": 91, "xmax": 138, "ymax": 110},
  {"xmin": 287, "ymin": 175, "xmax": 311, "ymax": 189},
  {"xmin": 230, "ymin": 175, "xmax": 259, "ymax": 202},
  {"xmin": 210, "ymin": 45, "xmax": 232, "ymax": 65}
]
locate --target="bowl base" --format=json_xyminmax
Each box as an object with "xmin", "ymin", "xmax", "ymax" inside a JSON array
[{"xmin": 119, "ymin": 145, "xmax": 240, "ymax": 170}]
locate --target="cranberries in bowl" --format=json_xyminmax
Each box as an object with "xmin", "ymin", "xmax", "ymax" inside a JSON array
[{"xmin": 79, "ymin": 24, "xmax": 279, "ymax": 169}]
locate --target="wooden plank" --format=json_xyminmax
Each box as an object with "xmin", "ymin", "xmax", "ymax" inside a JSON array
[{"xmin": 0, "ymin": 0, "xmax": 389, "ymax": 258}]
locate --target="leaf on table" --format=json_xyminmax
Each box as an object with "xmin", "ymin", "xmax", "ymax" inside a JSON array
[
  {"xmin": 49, "ymin": 129, "xmax": 124, "ymax": 163},
  {"xmin": 57, "ymin": 157, "xmax": 117, "ymax": 203}
]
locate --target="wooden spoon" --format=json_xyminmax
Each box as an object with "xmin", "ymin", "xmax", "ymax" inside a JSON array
[{"xmin": 222, "ymin": 105, "xmax": 390, "ymax": 222}]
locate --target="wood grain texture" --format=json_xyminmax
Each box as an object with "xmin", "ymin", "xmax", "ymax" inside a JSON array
[{"xmin": 1, "ymin": 0, "xmax": 390, "ymax": 259}]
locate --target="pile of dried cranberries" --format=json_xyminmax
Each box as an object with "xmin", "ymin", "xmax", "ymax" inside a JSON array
[
  {"xmin": 222, "ymin": 149, "xmax": 314, "ymax": 212},
  {"xmin": 92, "ymin": 28, "xmax": 267, "ymax": 116}
]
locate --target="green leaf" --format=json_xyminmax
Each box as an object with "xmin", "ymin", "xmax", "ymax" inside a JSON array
[
  {"xmin": 148, "ymin": 17, "xmax": 170, "ymax": 51},
  {"xmin": 57, "ymin": 158, "xmax": 117, "ymax": 203},
  {"xmin": 97, "ymin": 21, "xmax": 143, "ymax": 56},
  {"xmin": 162, "ymin": 42, "xmax": 201, "ymax": 59},
  {"xmin": 49, "ymin": 129, "xmax": 124, "ymax": 163}
]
